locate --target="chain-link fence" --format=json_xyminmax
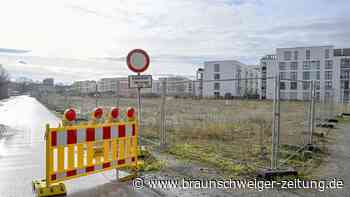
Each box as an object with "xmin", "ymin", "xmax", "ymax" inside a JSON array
[{"xmin": 34, "ymin": 75, "xmax": 339, "ymax": 176}]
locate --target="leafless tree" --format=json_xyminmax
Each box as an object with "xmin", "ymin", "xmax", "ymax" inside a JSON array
[{"xmin": 0, "ymin": 65, "xmax": 9, "ymax": 85}]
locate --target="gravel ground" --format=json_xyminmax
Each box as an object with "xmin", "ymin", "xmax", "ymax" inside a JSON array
[{"xmin": 138, "ymin": 123, "xmax": 350, "ymax": 197}]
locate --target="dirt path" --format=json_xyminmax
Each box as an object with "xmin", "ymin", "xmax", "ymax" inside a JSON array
[{"xmin": 301, "ymin": 123, "xmax": 350, "ymax": 197}]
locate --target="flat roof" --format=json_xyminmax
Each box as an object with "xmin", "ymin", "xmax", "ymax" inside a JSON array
[{"xmin": 276, "ymin": 45, "xmax": 334, "ymax": 50}]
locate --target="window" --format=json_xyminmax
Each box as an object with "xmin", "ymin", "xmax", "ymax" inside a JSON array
[
  {"xmin": 334, "ymin": 49, "xmax": 342, "ymax": 56},
  {"xmin": 341, "ymin": 58, "xmax": 350, "ymax": 69},
  {"xmin": 325, "ymin": 60, "xmax": 333, "ymax": 69},
  {"xmin": 290, "ymin": 72, "xmax": 297, "ymax": 81},
  {"xmin": 284, "ymin": 51, "xmax": 292, "ymax": 60},
  {"xmin": 290, "ymin": 62, "xmax": 298, "ymax": 70},
  {"xmin": 325, "ymin": 49, "xmax": 330, "ymax": 59},
  {"xmin": 306, "ymin": 49, "xmax": 310, "ymax": 60},
  {"xmin": 325, "ymin": 71, "xmax": 332, "ymax": 80},
  {"xmin": 214, "ymin": 82, "xmax": 220, "ymax": 90},
  {"xmin": 345, "ymin": 81, "xmax": 350, "ymax": 90},
  {"xmin": 316, "ymin": 71, "xmax": 320, "ymax": 80},
  {"xmin": 303, "ymin": 71, "xmax": 310, "ymax": 80},
  {"xmin": 294, "ymin": 51, "xmax": 298, "ymax": 60},
  {"xmin": 214, "ymin": 64, "xmax": 220, "ymax": 72},
  {"xmin": 280, "ymin": 72, "xmax": 288, "ymax": 80},
  {"xmin": 311, "ymin": 61, "xmax": 320, "ymax": 70},
  {"xmin": 279, "ymin": 62, "xmax": 286, "ymax": 70},
  {"xmin": 341, "ymin": 71, "xmax": 350, "ymax": 80},
  {"xmin": 290, "ymin": 82, "xmax": 297, "ymax": 90},
  {"xmin": 325, "ymin": 81, "xmax": 332, "ymax": 90},
  {"xmin": 303, "ymin": 61, "xmax": 311, "ymax": 70},
  {"xmin": 280, "ymin": 82, "xmax": 286, "ymax": 90},
  {"xmin": 303, "ymin": 82, "xmax": 310, "ymax": 90},
  {"xmin": 214, "ymin": 74, "xmax": 220, "ymax": 80},
  {"xmin": 214, "ymin": 92, "xmax": 220, "ymax": 98},
  {"xmin": 315, "ymin": 81, "xmax": 320, "ymax": 90}
]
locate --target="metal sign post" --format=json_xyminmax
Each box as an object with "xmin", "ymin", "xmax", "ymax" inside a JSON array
[
  {"xmin": 137, "ymin": 73, "xmax": 142, "ymax": 145},
  {"xmin": 160, "ymin": 80, "xmax": 167, "ymax": 149},
  {"xmin": 126, "ymin": 49, "xmax": 151, "ymax": 146}
]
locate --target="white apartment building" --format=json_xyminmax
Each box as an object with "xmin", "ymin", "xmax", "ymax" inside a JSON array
[
  {"xmin": 334, "ymin": 48, "xmax": 350, "ymax": 103},
  {"xmin": 202, "ymin": 60, "xmax": 259, "ymax": 98},
  {"xmin": 158, "ymin": 76, "xmax": 193, "ymax": 97},
  {"xmin": 259, "ymin": 55, "xmax": 277, "ymax": 99},
  {"xmin": 71, "ymin": 80, "xmax": 97, "ymax": 94},
  {"xmin": 97, "ymin": 77, "xmax": 122, "ymax": 93},
  {"xmin": 97, "ymin": 77, "xmax": 155, "ymax": 97},
  {"xmin": 260, "ymin": 46, "xmax": 350, "ymax": 103}
]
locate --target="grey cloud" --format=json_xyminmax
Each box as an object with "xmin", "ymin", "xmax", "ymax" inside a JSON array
[
  {"xmin": 0, "ymin": 48, "xmax": 30, "ymax": 54},
  {"xmin": 259, "ymin": 18, "xmax": 350, "ymax": 35}
]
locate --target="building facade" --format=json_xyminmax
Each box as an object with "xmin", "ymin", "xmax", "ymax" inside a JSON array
[
  {"xmin": 158, "ymin": 76, "xmax": 192, "ymax": 97},
  {"xmin": 202, "ymin": 60, "xmax": 259, "ymax": 98},
  {"xmin": 260, "ymin": 46, "xmax": 350, "ymax": 103},
  {"xmin": 334, "ymin": 48, "xmax": 350, "ymax": 103},
  {"xmin": 259, "ymin": 55, "xmax": 277, "ymax": 99},
  {"xmin": 97, "ymin": 78, "xmax": 120, "ymax": 93},
  {"xmin": 71, "ymin": 80, "xmax": 97, "ymax": 95},
  {"xmin": 43, "ymin": 78, "xmax": 54, "ymax": 86}
]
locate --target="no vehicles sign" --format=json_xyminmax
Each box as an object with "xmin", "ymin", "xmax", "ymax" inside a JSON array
[{"xmin": 128, "ymin": 75, "xmax": 152, "ymax": 88}]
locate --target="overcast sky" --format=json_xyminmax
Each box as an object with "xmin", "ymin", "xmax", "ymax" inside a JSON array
[{"xmin": 0, "ymin": 0, "xmax": 349, "ymax": 83}]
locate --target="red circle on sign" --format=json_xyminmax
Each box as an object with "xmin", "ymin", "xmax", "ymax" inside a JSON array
[
  {"xmin": 127, "ymin": 107, "xmax": 135, "ymax": 118},
  {"xmin": 94, "ymin": 107, "xmax": 103, "ymax": 119},
  {"xmin": 127, "ymin": 49, "xmax": 150, "ymax": 73},
  {"xmin": 64, "ymin": 108, "xmax": 76, "ymax": 121},
  {"xmin": 110, "ymin": 107, "xmax": 119, "ymax": 119}
]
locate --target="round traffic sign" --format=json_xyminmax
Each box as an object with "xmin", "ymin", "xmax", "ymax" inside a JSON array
[{"xmin": 127, "ymin": 49, "xmax": 150, "ymax": 73}]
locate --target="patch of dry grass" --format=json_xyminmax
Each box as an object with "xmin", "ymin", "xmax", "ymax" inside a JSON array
[{"xmin": 42, "ymin": 95, "xmax": 334, "ymax": 176}]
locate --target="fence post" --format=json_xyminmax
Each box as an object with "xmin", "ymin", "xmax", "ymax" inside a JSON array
[
  {"xmin": 116, "ymin": 80, "xmax": 120, "ymax": 108},
  {"xmin": 271, "ymin": 75, "xmax": 281, "ymax": 170},
  {"xmin": 160, "ymin": 80, "xmax": 167, "ymax": 149},
  {"xmin": 308, "ymin": 80, "xmax": 316, "ymax": 145},
  {"xmin": 200, "ymin": 76, "xmax": 203, "ymax": 99},
  {"xmin": 192, "ymin": 80, "xmax": 196, "ymax": 99}
]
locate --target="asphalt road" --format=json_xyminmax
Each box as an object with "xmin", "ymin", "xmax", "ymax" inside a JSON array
[{"xmin": 0, "ymin": 96, "xmax": 160, "ymax": 197}]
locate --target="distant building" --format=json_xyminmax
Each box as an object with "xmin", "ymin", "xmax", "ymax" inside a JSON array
[
  {"xmin": 97, "ymin": 78, "xmax": 121, "ymax": 93},
  {"xmin": 0, "ymin": 64, "xmax": 9, "ymax": 99},
  {"xmin": 97, "ymin": 77, "xmax": 137, "ymax": 97},
  {"xmin": 260, "ymin": 45, "xmax": 350, "ymax": 103},
  {"xmin": 0, "ymin": 82, "xmax": 8, "ymax": 99},
  {"xmin": 158, "ymin": 76, "xmax": 193, "ymax": 97},
  {"xmin": 71, "ymin": 80, "xmax": 97, "ymax": 95},
  {"xmin": 202, "ymin": 60, "xmax": 259, "ymax": 98},
  {"xmin": 259, "ymin": 55, "xmax": 277, "ymax": 99},
  {"xmin": 196, "ymin": 68, "xmax": 204, "ymax": 97},
  {"xmin": 43, "ymin": 78, "xmax": 54, "ymax": 86}
]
